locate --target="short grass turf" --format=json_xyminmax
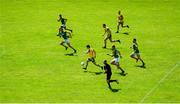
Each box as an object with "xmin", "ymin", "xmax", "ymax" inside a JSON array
[{"xmin": 0, "ymin": 0, "xmax": 180, "ymax": 103}]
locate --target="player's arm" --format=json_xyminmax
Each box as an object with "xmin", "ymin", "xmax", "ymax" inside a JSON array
[
  {"xmin": 121, "ymin": 15, "xmax": 124, "ymax": 20},
  {"xmin": 118, "ymin": 50, "xmax": 122, "ymax": 58},
  {"xmin": 64, "ymin": 18, "xmax": 67, "ymax": 22},
  {"xmin": 93, "ymin": 50, "xmax": 96, "ymax": 58},
  {"xmin": 107, "ymin": 53, "xmax": 113, "ymax": 57},
  {"xmin": 136, "ymin": 42, "xmax": 138, "ymax": 47},
  {"xmin": 57, "ymin": 17, "xmax": 61, "ymax": 22},
  {"xmin": 66, "ymin": 32, "xmax": 72, "ymax": 38},
  {"xmin": 130, "ymin": 44, "xmax": 135, "ymax": 49},
  {"xmin": 102, "ymin": 29, "xmax": 107, "ymax": 36},
  {"xmin": 117, "ymin": 15, "xmax": 120, "ymax": 21},
  {"xmin": 57, "ymin": 28, "xmax": 61, "ymax": 37},
  {"xmin": 109, "ymin": 29, "xmax": 112, "ymax": 34},
  {"xmin": 104, "ymin": 68, "xmax": 107, "ymax": 74},
  {"xmin": 85, "ymin": 49, "xmax": 90, "ymax": 54}
]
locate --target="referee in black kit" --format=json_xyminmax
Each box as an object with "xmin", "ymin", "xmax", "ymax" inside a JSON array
[{"xmin": 103, "ymin": 60, "xmax": 119, "ymax": 89}]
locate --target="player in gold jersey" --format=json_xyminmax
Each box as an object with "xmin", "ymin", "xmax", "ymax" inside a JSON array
[
  {"xmin": 82, "ymin": 45, "xmax": 103, "ymax": 70},
  {"xmin": 116, "ymin": 10, "xmax": 129, "ymax": 33},
  {"xmin": 102, "ymin": 24, "xmax": 120, "ymax": 48}
]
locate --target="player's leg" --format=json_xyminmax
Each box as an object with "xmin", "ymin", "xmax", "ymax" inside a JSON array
[
  {"xmin": 121, "ymin": 22, "xmax": 125, "ymax": 28},
  {"xmin": 137, "ymin": 54, "xmax": 145, "ymax": 66},
  {"xmin": 106, "ymin": 74, "xmax": 112, "ymax": 89},
  {"xmin": 110, "ymin": 80, "xmax": 119, "ymax": 84},
  {"xmin": 63, "ymin": 25, "xmax": 72, "ymax": 32},
  {"xmin": 120, "ymin": 22, "xmax": 123, "ymax": 28},
  {"xmin": 111, "ymin": 58, "xmax": 125, "ymax": 73},
  {"xmin": 103, "ymin": 36, "xmax": 109, "ymax": 48},
  {"xmin": 130, "ymin": 52, "xmax": 138, "ymax": 62},
  {"xmin": 65, "ymin": 28, "xmax": 73, "ymax": 33},
  {"xmin": 92, "ymin": 58, "xmax": 103, "ymax": 69},
  {"xmin": 60, "ymin": 41, "xmax": 68, "ymax": 50},
  {"xmin": 116, "ymin": 62, "xmax": 125, "ymax": 73},
  {"xmin": 116, "ymin": 22, "xmax": 120, "ymax": 33},
  {"xmin": 109, "ymin": 73, "xmax": 119, "ymax": 84},
  {"xmin": 67, "ymin": 43, "xmax": 76, "ymax": 53},
  {"xmin": 66, "ymin": 40, "xmax": 76, "ymax": 53},
  {"xmin": 83, "ymin": 58, "xmax": 90, "ymax": 70},
  {"xmin": 110, "ymin": 59, "xmax": 117, "ymax": 65},
  {"xmin": 121, "ymin": 22, "xmax": 129, "ymax": 28},
  {"xmin": 109, "ymin": 36, "xmax": 120, "ymax": 43},
  {"xmin": 107, "ymin": 79, "xmax": 111, "ymax": 89}
]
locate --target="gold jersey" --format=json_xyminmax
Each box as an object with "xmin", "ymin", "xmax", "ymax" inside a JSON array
[{"xmin": 88, "ymin": 48, "xmax": 96, "ymax": 58}]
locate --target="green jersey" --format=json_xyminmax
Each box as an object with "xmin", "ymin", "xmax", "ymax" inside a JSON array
[
  {"xmin": 112, "ymin": 49, "xmax": 119, "ymax": 58},
  {"xmin": 61, "ymin": 18, "xmax": 66, "ymax": 25},
  {"xmin": 133, "ymin": 43, "xmax": 139, "ymax": 53},
  {"xmin": 59, "ymin": 31, "xmax": 68, "ymax": 39}
]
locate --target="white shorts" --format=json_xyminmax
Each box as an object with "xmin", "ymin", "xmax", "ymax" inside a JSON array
[
  {"xmin": 62, "ymin": 24, "xmax": 66, "ymax": 28},
  {"xmin": 112, "ymin": 57, "xmax": 120, "ymax": 64},
  {"xmin": 64, "ymin": 39, "xmax": 70, "ymax": 44}
]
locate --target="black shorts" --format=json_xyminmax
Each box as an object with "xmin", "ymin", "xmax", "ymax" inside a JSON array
[
  {"xmin": 106, "ymin": 34, "xmax": 111, "ymax": 39},
  {"xmin": 106, "ymin": 73, "xmax": 112, "ymax": 80},
  {"xmin": 118, "ymin": 21, "xmax": 124, "ymax": 24},
  {"xmin": 88, "ymin": 58, "xmax": 95, "ymax": 62}
]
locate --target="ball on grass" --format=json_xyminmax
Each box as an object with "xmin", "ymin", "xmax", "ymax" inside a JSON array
[{"xmin": 81, "ymin": 62, "xmax": 84, "ymax": 66}]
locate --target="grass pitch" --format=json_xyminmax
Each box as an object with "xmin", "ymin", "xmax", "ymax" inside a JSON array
[{"xmin": 0, "ymin": 0, "xmax": 180, "ymax": 103}]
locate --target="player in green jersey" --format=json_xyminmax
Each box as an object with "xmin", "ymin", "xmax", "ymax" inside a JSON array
[
  {"xmin": 130, "ymin": 38, "xmax": 145, "ymax": 67},
  {"xmin": 57, "ymin": 26, "xmax": 76, "ymax": 53},
  {"xmin": 107, "ymin": 45, "xmax": 125, "ymax": 74},
  {"xmin": 57, "ymin": 14, "xmax": 72, "ymax": 32}
]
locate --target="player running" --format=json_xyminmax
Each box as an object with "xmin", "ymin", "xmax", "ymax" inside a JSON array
[
  {"xmin": 57, "ymin": 14, "xmax": 72, "ymax": 32},
  {"xmin": 57, "ymin": 26, "xmax": 76, "ymax": 53},
  {"xmin": 102, "ymin": 24, "xmax": 120, "ymax": 48},
  {"xmin": 130, "ymin": 38, "xmax": 145, "ymax": 67},
  {"xmin": 103, "ymin": 60, "xmax": 119, "ymax": 89},
  {"xmin": 116, "ymin": 10, "xmax": 129, "ymax": 33},
  {"xmin": 107, "ymin": 45, "xmax": 125, "ymax": 74},
  {"xmin": 82, "ymin": 45, "xmax": 103, "ymax": 70}
]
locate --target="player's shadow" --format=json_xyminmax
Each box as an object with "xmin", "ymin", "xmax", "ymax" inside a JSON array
[
  {"xmin": 115, "ymin": 72, "xmax": 128, "ymax": 76},
  {"xmin": 86, "ymin": 71, "xmax": 103, "ymax": 75},
  {"xmin": 103, "ymin": 47, "xmax": 112, "ymax": 50},
  {"xmin": 135, "ymin": 65, "xmax": 146, "ymax": 69},
  {"xmin": 122, "ymin": 32, "xmax": 129, "ymax": 35},
  {"xmin": 104, "ymin": 47, "xmax": 123, "ymax": 50},
  {"xmin": 109, "ymin": 88, "xmax": 121, "ymax": 92},
  {"xmin": 64, "ymin": 53, "xmax": 77, "ymax": 56}
]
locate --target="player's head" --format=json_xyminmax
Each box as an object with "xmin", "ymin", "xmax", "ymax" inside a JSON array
[
  {"xmin": 60, "ymin": 26, "xmax": 64, "ymax": 29},
  {"xmin": 86, "ymin": 44, "xmax": 90, "ymax": 49},
  {"xmin": 133, "ymin": 38, "xmax": 137, "ymax": 43},
  {"xmin": 112, "ymin": 45, "xmax": 116, "ymax": 50},
  {"xmin": 103, "ymin": 60, "xmax": 107, "ymax": 64},
  {"xmin": 118, "ymin": 10, "xmax": 121, "ymax": 15},
  {"xmin": 59, "ymin": 14, "xmax": 62, "ymax": 18},
  {"xmin": 102, "ymin": 24, "xmax": 106, "ymax": 28},
  {"xmin": 60, "ymin": 26, "xmax": 65, "ymax": 31}
]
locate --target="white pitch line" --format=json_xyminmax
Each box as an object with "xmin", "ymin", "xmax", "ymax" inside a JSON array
[{"xmin": 140, "ymin": 62, "xmax": 179, "ymax": 103}]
